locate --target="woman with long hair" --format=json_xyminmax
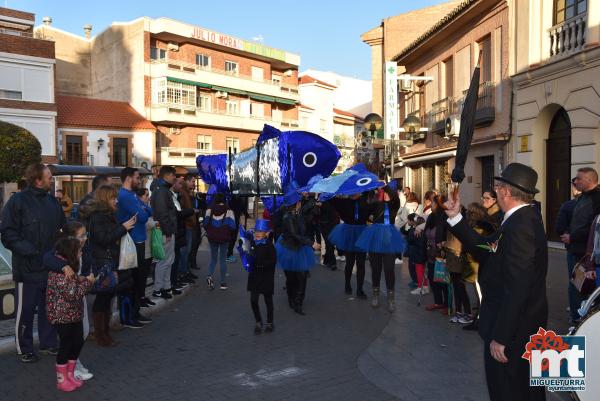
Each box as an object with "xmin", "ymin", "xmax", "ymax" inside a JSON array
[
  {"xmin": 79, "ymin": 185, "xmax": 136, "ymax": 346},
  {"xmin": 424, "ymin": 194, "xmax": 449, "ymax": 312},
  {"xmin": 203, "ymin": 193, "xmax": 236, "ymax": 290}
]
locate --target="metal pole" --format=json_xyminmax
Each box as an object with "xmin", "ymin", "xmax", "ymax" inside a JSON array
[{"xmin": 390, "ymin": 136, "xmax": 395, "ymax": 181}]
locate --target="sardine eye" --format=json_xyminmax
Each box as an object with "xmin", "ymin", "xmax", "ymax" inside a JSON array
[
  {"xmin": 356, "ymin": 177, "xmax": 372, "ymax": 186},
  {"xmin": 303, "ymin": 152, "xmax": 317, "ymax": 168}
]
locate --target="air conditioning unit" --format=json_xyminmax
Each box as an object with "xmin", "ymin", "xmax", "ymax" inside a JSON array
[
  {"xmin": 444, "ymin": 114, "xmax": 461, "ymax": 139},
  {"xmin": 399, "ymin": 78, "xmax": 413, "ymax": 93},
  {"xmin": 167, "ymin": 42, "xmax": 179, "ymax": 51},
  {"xmin": 170, "ymin": 127, "xmax": 181, "ymax": 135},
  {"xmin": 216, "ymin": 91, "xmax": 228, "ymax": 98},
  {"xmin": 284, "ymin": 69, "xmax": 293, "ymax": 77}
]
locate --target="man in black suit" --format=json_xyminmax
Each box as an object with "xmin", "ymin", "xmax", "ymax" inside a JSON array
[{"xmin": 444, "ymin": 163, "xmax": 548, "ymax": 401}]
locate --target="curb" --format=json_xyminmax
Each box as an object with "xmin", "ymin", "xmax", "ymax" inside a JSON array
[{"xmin": 0, "ymin": 280, "xmax": 199, "ymax": 355}]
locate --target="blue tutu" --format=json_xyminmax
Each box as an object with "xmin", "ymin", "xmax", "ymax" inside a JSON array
[
  {"xmin": 328, "ymin": 224, "xmax": 366, "ymax": 252},
  {"xmin": 356, "ymin": 224, "xmax": 406, "ymax": 254},
  {"xmin": 275, "ymin": 237, "xmax": 315, "ymax": 272}
]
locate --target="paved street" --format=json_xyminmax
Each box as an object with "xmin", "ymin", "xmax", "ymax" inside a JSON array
[{"xmin": 0, "ymin": 247, "xmax": 574, "ymax": 401}]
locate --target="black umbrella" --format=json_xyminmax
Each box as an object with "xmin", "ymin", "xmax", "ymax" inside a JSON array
[{"xmin": 447, "ymin": 50, "xmax": 482, "ymax": 201}]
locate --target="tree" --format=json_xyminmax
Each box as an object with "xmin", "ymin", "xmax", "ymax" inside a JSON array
[{"xmin": 0, "ymin": 120, "xmax": 42, "ymax": 183}]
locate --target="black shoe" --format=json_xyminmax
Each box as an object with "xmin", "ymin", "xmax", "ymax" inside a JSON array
[
  {"xmin": 135, "ymin": 314, "xmax": 152, "ymax": 324},
  {"xmin": 174, "ymin": 282, "xmax": 187, "ymax": 290},
  {"xmin": 39, "ymin": 347, "xmax": 58, "ymax": 356},
  {"xmin": 254, "ymin": 322, "xmax": 262, "ymax": 335},
  {"xmin": 170, "ymin": 288, "xmax": 183, "ymax": 295},
  {"xmin": 356, "ymin": 289, "xmax": 368, "ymax": 299},
  {"xmin": 330, "ymin": 264, "xmax": 337, "ymax": 271},
  {"xmin": 159, "ymin": 290, "xmax": 173, "ymax": 299},
  {"xmin": 19, "ymin": 352, "xmax": 39, "ymax": 363},
  {"xmin": 294, "ymin": 304, "xmax": 306, "ymax": 316},
  {"xmin": 265, "ymin": 323, "xmax": 274, "ymax": 333},
  {"xmin": 187, "ymin": 272, "xmax": 199, "ymax": 280},
  {"xmin": 219, "ymin": 283, "xmax": 228, "ymax": 290},
  {"xmin": 288, "ymin": 297, "xmax": 295, "ymax": 309},
  {"xmin": 345, "ymin": 286, "xmax": 352, "ymax": 295},
  {"xmin": 141, "ymin": 297, "xmax": 156, "ymax": 307},
  {"xmin": 122, "ymin": 320, "xmax": 145, "ymax": 329},
  {"xmin": 180, "ymin": 276, "xmax": 195, "ymax": 284}
]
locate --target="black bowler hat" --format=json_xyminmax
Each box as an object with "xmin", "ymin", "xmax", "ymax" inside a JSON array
[{"xmin": 494, "ymin": 163, "xmax": 539, "ymax": 194}]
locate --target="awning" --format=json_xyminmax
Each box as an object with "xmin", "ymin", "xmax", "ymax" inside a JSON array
[
  {"xmin": 48, "ymin": 165, "xmax": 153, "ymax": 177},
  {"xmin": 275, "ymin": 97, "xmax": 297, "ymax": 105},
  {"xmin": 167, "ymin": 77, "xmax": 212, "ymax": 88},
  {"xmin": 402, "ymin": 150, "xmax": 456, "ymax": 165},
  {"xmin": 250, "ymin": 94, "xmax": 276, "ymax": 102},
  {"xmin": 212, "ymin": 86, "xmax": 247, "ymax": 96}
]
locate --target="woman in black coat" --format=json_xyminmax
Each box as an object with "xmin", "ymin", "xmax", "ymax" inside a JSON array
[{"xmin": 80, "ymin": 185, "xmax": 135, "ymax": 346}]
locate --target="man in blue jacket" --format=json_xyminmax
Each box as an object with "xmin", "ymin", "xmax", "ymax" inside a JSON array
[
  {"xmin": 117, "ymin": 167, "xmax": 152, "ymax": 327},
  {"xmin": 0, "ymin": 164, "xmax": 65, "ymax": 363}
]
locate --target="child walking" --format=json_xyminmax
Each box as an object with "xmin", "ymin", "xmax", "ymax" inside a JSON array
[
  {"xmin": 246, "ymin": 219, "xmax": 277, "ymax": 334},
  {"xmin": 46, "ymin": 233, "xmax": 95, "ymax": 392}
]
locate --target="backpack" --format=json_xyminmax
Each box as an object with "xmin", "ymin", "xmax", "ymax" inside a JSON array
[{"xmin": 205, "ymin": 209, "xmax": 234, "ymax": 244}]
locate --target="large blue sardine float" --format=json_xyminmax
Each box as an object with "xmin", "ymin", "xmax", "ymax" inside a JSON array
[{"xmin": 196, "ymin": 125, "xmax": 341, "ymax": 195}]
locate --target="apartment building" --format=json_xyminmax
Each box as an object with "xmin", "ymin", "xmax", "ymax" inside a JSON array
[
  {"xmin": 508, "ymin": 0, "xmax": 600, "ymax": 239},
  {"xmin": 388, "ymin": 0, "xmax": 510, "ymax": 205},
  {"xmin": 36, "ymin": 17, "xmax": 300, "ymax": 168},
  {"xmin": 0, "ymin": 8, "xmax": 56, "ymax": 162}
]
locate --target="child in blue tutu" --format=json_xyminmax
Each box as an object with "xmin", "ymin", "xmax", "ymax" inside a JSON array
[
  {"xmin": 245, "ymin": 219, "xmax": 277, "ymax": 334},
  {"xmin": 275, "ymin": 185, "xmax": 318, "ymax": 315},
  {"xmin": 357, "ymin": 185, "xmax": 406, "ymax": 312}
]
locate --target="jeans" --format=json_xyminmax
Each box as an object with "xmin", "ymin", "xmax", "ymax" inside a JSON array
[
  {"xmin": 179, "ymin": 229, "xmax": 193, "ymax": 275},
  {"xmin": 567, "ymin": 252, "xmax": 583, "ymax": 321},
  {"xmin": 209, "ymin": 242, "xmax": 228, "ymax": 283},
  {"xmin": 154, "ymin": 235, "xmax": 175, "ymax": 291},
  {"xmin": 56, "ymin": 322, "xmax": 84, "ymax": 365}
]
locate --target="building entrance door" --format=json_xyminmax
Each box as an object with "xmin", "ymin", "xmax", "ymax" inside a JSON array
[{"xmin": 546, "ymin": 108, "xmax": 571, "ymax": 241}]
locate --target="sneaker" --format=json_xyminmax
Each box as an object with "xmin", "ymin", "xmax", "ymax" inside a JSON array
[
  {"xmin": 142, "ymin": 297, "xmax": 157, "ymax": 307},
  {"xmin": 458, "ymin": 315, "xmax": 474, "ymax": 324},
  {"xmin": 39, "ymin": 347, "xmax": 59, "ymax": 356},
  {"xmin": 450, "ymin": 313, "xmax": 461, "ymax": 323},
  {"xmin": 135, "ymin": 314, "xmax": 152, "ymax": 324},
  {"xmin": 220, "ymin": 283, "xmax": 228, "ymax": 290},
  {"xmin": 410, "ymin": 287, "xmax": 422, "ymax": 295},
  {"xmin": 19, "ymin": 352, "xmax": 39, "ymax": 363},
  {"xmin": 206, "ymin": 275, "xmax": 215, "ymax": 290},
  {"xmin": 122, "ymin": 321, "xmax": 145, "ymax": 329},
  {"xmin": 338, "ymin": 256, "xmax": 345, "ymax": 262},
  {"xmin": 170, "ymin": 288, "xmax": 183, "ymax": 295},
  {"xmin": 395, "ymin": 258, "xmax": 403, "ymax": 265},
  {"xmin": 159, "ymin": 290, "xmax": 173, "ymax": 299},
  {"xmin": 74, "ymin": 368, "xmax": 93, "ymax": 381},
  {"xmin": 226, "ymin": 256, "xmax": 237, "ymax": 263},
  {"xmin": 173, "ymin": 282, "xmax": 187, "ymax": 290},
  {"xmin": 152, "ymin": 290, "xmax": 162, "ymax": 299}
]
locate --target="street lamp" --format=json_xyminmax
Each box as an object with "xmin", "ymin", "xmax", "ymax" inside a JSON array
[
  {"xmin": 401, "ymin": 115, "xmax": 423, "ymax": 141},
  {"xmin": 363, "ymin": 113, "xmax": 383, "ymax": 138}
]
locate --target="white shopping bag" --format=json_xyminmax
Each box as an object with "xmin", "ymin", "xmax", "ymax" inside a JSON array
[{"xmin": 118, "ymin": 233, "xmax": 138, "ymax": 270}]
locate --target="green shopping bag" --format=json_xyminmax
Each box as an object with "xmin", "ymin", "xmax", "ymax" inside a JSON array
[
  {"xmin": 433, "ymin": 258, "xmax": 450, "ymax": 284},
  {"xmin": 151, "ymin": 227, "xmax": 165, "ymax": 260}
]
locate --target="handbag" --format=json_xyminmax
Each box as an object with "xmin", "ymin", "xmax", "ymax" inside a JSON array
[
  {"xmin": 118, "ymin": 232, "xmax": 138, "ymax": 270},
  {"xmin": 571, "ymin": 255, "xmax": 596, "ymax": 296},
  {"xmin": 91, "ymin": 260, "xmax": 117, "ymax": 294},
  {"xmin": 151, "ymin": 226, "xmax": 165, "ymax": 260},
  {"xmin": 433, "ymin": 258, "xmax": 450, "ymax": 284}
]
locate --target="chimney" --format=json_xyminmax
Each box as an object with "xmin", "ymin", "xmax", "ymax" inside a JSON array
[
  {"xmin": 83, "ymin": 24, "xmax": 92, "ymax": 39},
  {"xmin": 42, "ymin": 17, "xmax": 52, "ymax": 26}
]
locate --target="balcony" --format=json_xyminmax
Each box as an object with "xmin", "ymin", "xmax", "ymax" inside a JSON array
[
  {"xmin": 149, "ymin": 59, "xmax": 299, "ymax": 102},
  {"xmin": 549, "ymin": 14, "xmax": 587, "ymax": 60},
  {"xmin": 427, "ymin": 97, "xmax": 460, "ymax": 135},
  {"xmin": 150, "ymin": 103, "xmax": 299, "ymax": 132},
  {"xmin": 466, "ymin": 81, "xmax": 495, "ymax": 127},
  {"xmin": 159, "ymin": 147, "xmax": 219, "ymax": 166},
  {"xmin": 58, "ymin": 152, "xmax": 92, "ymax": 166}
]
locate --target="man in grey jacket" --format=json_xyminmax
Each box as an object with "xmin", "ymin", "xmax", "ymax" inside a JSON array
[
  {"xmin": 560, "ymin": 167, "xmax": 600, "ymax": 322},
  {"xmin": 150, "ymin": 166, "xmax": 178, "ymax": 299}
]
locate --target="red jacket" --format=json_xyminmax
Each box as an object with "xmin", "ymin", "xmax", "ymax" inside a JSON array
[{"xmin": 46, "ymin": 272, "xmax": 92, "ymax": 324}]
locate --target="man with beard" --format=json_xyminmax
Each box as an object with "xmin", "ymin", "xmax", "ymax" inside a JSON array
[
  {"xmin": 116, "ymin": 167, "xmax": 152, "ymax": 327},
  {"xmin": 1, "ymin": 163, "xmax": 65, "ymax": 362}
]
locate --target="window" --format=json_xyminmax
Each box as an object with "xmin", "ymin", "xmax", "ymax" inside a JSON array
[
  {"xmin": 272, "ymin": 109, "xmax": 283, "ymax": 122},
  {"xmin": 0, "ymin": 89, "xmax": 22, "ymax": 100},
  {"xmin": 225, "ymin": 61, "xmax": 239, "ymax": 75},
  {"xmin": 154, "ymin": 80, "xmax": 166, "ymax": 103},
  {"xmin": 112, "ymin": 138, "xmax": 129, "ymax": 167},
  {"xmin": 442, "ymin": 57, "xmax": 453, "ymax": 99},
  {"xmin": 226, "ymin": 137, "xmax": 239, "ymax": 154},
  {"xmin": 197, "ymin": 94, "xmax": 211, "ymax": 111},
  {"xmin": 197, "ymin": 135, "xmax": 212, "ymax": 151},
  {"xmin": 166, "ymin": 81, "xmax": 196, "ymax": 107},
  {"xmin": 251, "ymin": 66, "xmax": 264, "ymax": 81},
  {"xmin": 150, "ymin": 47, "xmax": 166, "ymax": 61},
  {"xmin": 251, "ymin": 103, "xmax": 264, "ymax": 118},
  {"xmin": 196, "ymin": 54, "xmax": 210, "ymax": 69},
  {"xmin": 272, "ymin": 74, "xmax": 282, "ymax": 86},
  {"xmin": 65, "ymin": 135, "xmax": 83, "ymax": 165},
  {"xmin": 478, "ymin": 35, "xmax": 492, "ymax": 83},
  {"xmin": 554, "ymin": 0, "xmax": 587, "ymax": 24},
  {"xmin": 226, "ymin": 100, "xmax": 239, "ymax": 115}
]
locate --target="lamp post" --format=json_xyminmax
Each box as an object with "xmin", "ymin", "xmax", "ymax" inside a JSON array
[{"xmin": 390, "ymin": 133, "xmax": 395, "ymax": 180}]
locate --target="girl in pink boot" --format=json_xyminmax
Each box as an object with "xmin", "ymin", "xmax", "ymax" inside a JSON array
[{"xmin": 46, "ymin": 235, "xmax": 95, "ymax": 392}]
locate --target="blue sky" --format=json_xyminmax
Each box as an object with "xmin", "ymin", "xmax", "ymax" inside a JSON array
[{"xmin": 9, "ymin": 0, "xmax": 449, "ymax": 80}]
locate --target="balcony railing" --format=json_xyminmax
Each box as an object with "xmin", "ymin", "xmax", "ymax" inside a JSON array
[
  {"xmin": 427, "ymin": 97, "xmax": 460, "ymax": 134},
  {"xmin": 549, "ymin": 14, "xmax": 587, "ymax": 59},
  {"xmin": 464, "ymin": 81, "xmax": 495, "ymax": 127},
  {"xmin": 152, "ymin": 58, "xmax": 299, "ymax": 94},
  {"xmin": 58, "ymin": 152, "xmax": 93, "ymax": 166},
  {"xmin": 0, "ymin": 28, "xmax": 33, "ymax": 38}
]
